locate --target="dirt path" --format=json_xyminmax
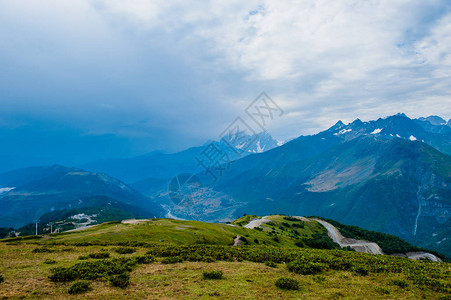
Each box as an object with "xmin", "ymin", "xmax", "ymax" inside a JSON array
[
  {"xmin": 233, "ymin": 235, "xmax": 243, "ymax": 246},
  {"xmin": 312, "ymin": 218, "xmax": 384, "ymax": 255},
  {"xmin": 65, "ymin": 224, "xmax": 97, "ymax": 232},
  {"xmin": 244, "ymin": 216, "xmax": 270, "ymax": 229},
  {"xmin": 405, "ymin": 252, "xmax": 442, "ymax": 262},
  {"xmin": 121, "ymin": 219, "xmax": 150, "ymax": 224}
]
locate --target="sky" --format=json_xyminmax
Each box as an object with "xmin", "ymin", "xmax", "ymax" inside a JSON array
[{"xmin": 0, "ymin": 0, "xmax": 451, "ymax": 169}]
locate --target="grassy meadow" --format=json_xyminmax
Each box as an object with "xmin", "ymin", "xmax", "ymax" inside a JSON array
[{"xmin": 0, "ymin": 216, "xmax": 449, "ymax": 299}]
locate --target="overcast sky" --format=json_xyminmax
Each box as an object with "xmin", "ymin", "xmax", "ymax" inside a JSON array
[{"xmin": 1, "ymin": 0, "xmax": 451, "ymax": 164}]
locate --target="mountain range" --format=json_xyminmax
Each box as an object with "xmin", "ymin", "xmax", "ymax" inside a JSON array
[
  {"xmin": 0, "ymin": 113, "xmax": 449, "ymax": 257},
  {"xmin": 163, "ymin": 114, "xmax": 451, "ymax": 256},
  {"xmin": 80, "ymin": 131, "xmax": 281, "ymax": 183}
]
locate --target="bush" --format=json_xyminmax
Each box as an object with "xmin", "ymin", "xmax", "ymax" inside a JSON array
[
  {"xmin": 44, "ymin": 259, "xmax": 56, "ymax": 264},
  {"xmin": 265, "ymin": 261, "xmax": 277, "ymax": 268},
  {"xmin": 275, "ymin": 277, "xmax": 300, "ymax": 290},
  {"xmin": 302, "ymin": 233, "xmax": 340, "ymax": 250},
  {"xmin": 32, "ymin": 247, "xmax": 56, "ymax": 253},
  {"xmin": 313, "ymin": 276, "xmax": 326, "ymax": 283},
  {"xmin": 283, "ymin": 216, "xmax": 299, "ymax": 222},
  {"xmin": 239, "ymin": 236, "xmax": 249, "ymax": 244},
  {"xmin": 287, "ymin": 261, "xmax": 327, "ymax": 275},
  {"xmin": 49, "ymin": 267, "xmax": 77, "ymax": 282},
  {"xmin": 49, "ymin": 258, "xmax": 137, "ymax": 282},
  {"xmin": 0, "ymin": 274, "xmax": 4, "ymax": 283},
  {"xmin": 202, "ymin": 270, "xmax": 223, "ymax": 280},
  {"xmin": 161, "ymin": 256, "xmax": 183, "ymax": 264},
  {"xmin": 68, "ymin": 281, "xmax": 91, "ymax": 295},
  {"xmin": 390, "ymin": 279, "xmax": 408, "ymax": 288},
  {"xmin": 115, "ymin": 247, "xmax": 136, "ymax": 254},
  {"xmin": 374, "ymin": 287, "xmax": 390, "ymax": 295},
  {"xmin": 353, "ymin": 266, "xmax": 369, "ymax": 276},
  {"xmin": 295, "ymin": 241, "xmax": 304, "ymax": 248},
  {"xmin": 109, "ymin": 273, "xmax": 130, "ymax": 289},
  {"xmin": 88, "ymin": 252, "xmax": 110, "ymax": 259},
  {"xmin": 134, "ymin": 254, "xmax": 155, "ymax": 264}
]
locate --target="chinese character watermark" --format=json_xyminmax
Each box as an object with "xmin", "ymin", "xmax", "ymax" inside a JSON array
[{"xmin": 168, "ymin": 92, "xmax": 283, "ymax": 205}]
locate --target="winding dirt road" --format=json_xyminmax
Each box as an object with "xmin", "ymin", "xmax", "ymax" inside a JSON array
[
  {"xmin": 311, "ymin": 218, "xmax": 384, "ymax": 254},
  {"xmin": 244, "ymin": 216, "xmax": 270, "ymax": 229}
]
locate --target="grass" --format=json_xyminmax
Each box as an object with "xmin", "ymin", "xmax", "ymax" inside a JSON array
[
  {"xmin": 2, "ymin": 217, "xmax": 328, "ymax": 250},
  {"xmin": 0, "ymin": 244, "xmax": 448, "ymax": 299},
  {"xmin": 0, "ymin": 216, "xmax": 449, "ymax": 299}
]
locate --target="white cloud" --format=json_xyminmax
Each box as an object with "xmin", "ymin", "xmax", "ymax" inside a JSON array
[{"xmin": 0, "ymin": 0, "xmax": 450, "ymax": 146}]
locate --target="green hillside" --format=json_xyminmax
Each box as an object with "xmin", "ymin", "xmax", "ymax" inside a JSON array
[
  {"xmin": 0, "ymin": 216, "xmax": 449, "ymax": 299},
  {"xmin": 23, "ymin": 215, "xmax": 326, "ymax": 248}
]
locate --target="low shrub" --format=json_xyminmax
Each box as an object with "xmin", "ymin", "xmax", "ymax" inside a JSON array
[
  {"xmin": 390, "ymin": 279, "xmax": 408, "ymax": 288},
  {"xmin": 0, "ymin": 274, "xmax": 4, "ymax": 283},
  {"xmin": 287, "ymin": 261, "xmax": 327, "ymax": 275},
  {"xmin": 44, "ymin": 259, "xmax": 56, "ymax": 264},
  {"xmin": 313, "ymin": 276, "xmax": 326, "ymax": 283},
  {"xmin": 109, "ymin": 273, "xmax": 130, "ymax": 289},
  {"xmin": 238, "ymin": 236, "xmax": 249, "ymax": 244},
  {"xmin": 115, "ymin": 247, "xmax": 136, "ymax": 254},
  {"xmin": 202, "ymin": 270, "xmax": 223, "ymax": 280},
  {"xmin": 353, "ymin": 266, "xmax": 369, "ymax": 276},
  {"xmin": 161, "ymin": 256, "xmax": 183, "ymax": 264},
  {"xmin": 49, "ymin": 258, "xmax": 137, "ymax": 282},
  {"xmin": 68, "ymin": 281, "xmax": 91, "ymax": 295},
  {"xmin": 374, "ymin": 287, "xmax": 390, "ymax": 295},
  {"xmin": 275, "ymin": 277, "xmax": 300, "ymax": 290},
  {"xmin": 294, "ymin": 241, "xmax": 304, "ymax": 248},
  {"xmin": 134, "ymin": 254, "xmax": 155, "ymax": 264},
  {"xmin": 283, "ymin": 216, "xmax": 300, "ymax": 222},
  {"xmin": 302, "ymin": 233, "xmax": 340, "ymax": 250},
  {"xmin": 265, "ymin": 261, "xmax": 277, "ymax": 268},
  {"xmin": 32, "ymin": 247, "xmax": 56, "ymax": 253},
  {"xmin": 49, "ymin": 267, "xmax": 78, "ymax": 282},
  {"xmin": 292, "ymin": 223, "xmax": 304, "ymax": 229},
  {"xmin": 88, "ymin": 252, "xmax": 110, "ymax": 259}
]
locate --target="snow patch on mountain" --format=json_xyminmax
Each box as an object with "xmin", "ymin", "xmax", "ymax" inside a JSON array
[
  {"xmin": 0, "ymin": 187, "xmax": 15, "ymax": 194},
  {"xmin": 334, "ymin": 128, "xmax": 352, "ymax": 135},
  {"xmin": 371, "ymin": 128, "xmax": 383, "ymax": 134}
]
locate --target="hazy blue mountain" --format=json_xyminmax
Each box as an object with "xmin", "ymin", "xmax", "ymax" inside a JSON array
[
  {"xmin": 0, "ymin": 165, "xmax": 73, "ymax": 187},
  {"xmin": 80, "ymin": 147, "xmax": 204, "ymax": 183},
  {"xmin": 417, "ymin": 116, "xmax": 448, "ymax": 126},
  {"xmin": 0, "ymin": 166, "xmax": 163, "ymax": 228},
  {"xmin": 81, "ymin": 131, "xmax": 280, "ymax": 184}
]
